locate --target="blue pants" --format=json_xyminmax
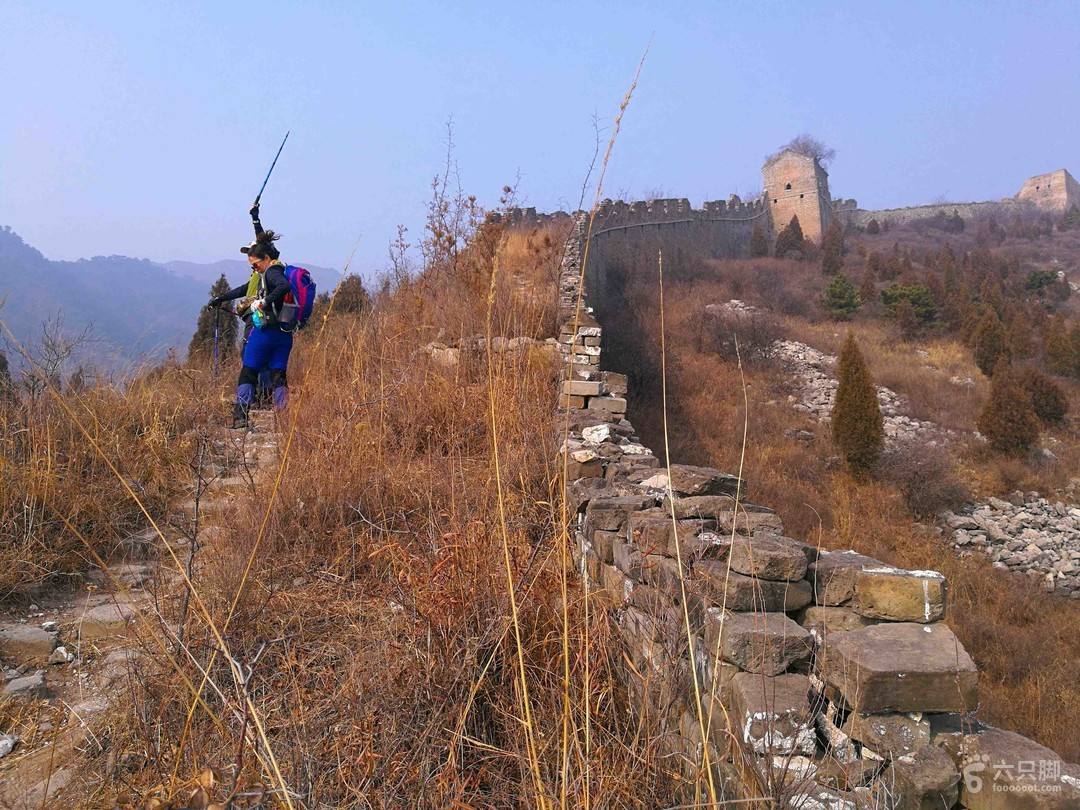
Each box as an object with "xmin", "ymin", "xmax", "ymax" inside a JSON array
[{"xmin": 237, "ymin": 327, "xmax": 293, "ymax": 410}]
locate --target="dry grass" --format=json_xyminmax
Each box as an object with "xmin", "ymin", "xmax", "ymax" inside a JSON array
[
  {"xmin": 20, "ymin": 219, "xmax": 695, "ymax": 808},
  {"xmin": 0, "ymin": 364, "xmax": 216, "ymax": 599}
]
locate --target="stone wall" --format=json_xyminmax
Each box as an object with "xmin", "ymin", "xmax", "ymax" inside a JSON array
[
  {"xmin": 548, "ymin": 217, "xmax": 1080, "ymax": 806},
  {"xmin": 837, "ymin": 199, "xmax": 1030, "ymax": 229}
]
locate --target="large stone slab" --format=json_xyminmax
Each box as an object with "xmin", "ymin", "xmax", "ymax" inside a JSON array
[
  {"xmin": 852, "ymin": 567, "xmax": 947, "ymax": 623},
  {"xmin": 728, "ymin": 534, "xmax": 808, "ymax": 581},
  {"xmin": 702, "ymin": 609, "xmax": 812, "ymax": 675},
  {"xmin": 819, "ymin": 622, "xmax": 978, "ymax": 713},
  {"xmin": 585, "ymin": 495, "xmax": 653, "ymax": 532},
  {"xmin": 808, "ymin": 550, "xmax": 883, "ymax": 605},
  {"xmin": 937, "ymin": 726, "xmax": 1080, "ymax": 810},
  {"xmin": 693, "ymin": 564, "xmax": 812, "ymax": 612},
  {"xmin": 667, "ymin": 465, "xmax": 742, "ymax": 496},
  {"xmin": 0, "ymin": 625, "xmax": 58, "ymax": 662},
  {"xmin": 727, "ymin": 672, "xmax": 817, "ymax": 756}
]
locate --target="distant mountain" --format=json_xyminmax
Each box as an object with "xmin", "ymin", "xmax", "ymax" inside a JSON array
[
  {"xmin": 0, "ymin": 226, "xmax": 339, "ymax": 376},
  {"xmin": 164, "ymin": 258, "xmax": 342, "ymax": 290}
]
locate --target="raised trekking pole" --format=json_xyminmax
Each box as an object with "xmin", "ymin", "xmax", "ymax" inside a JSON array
[
  {"xmin": 253, "ymin": 130, "xmax": 290, "ymax": 208},
  {"xmin": 212, "ymin": 307, "xmax": 220, "ymax": 377}
]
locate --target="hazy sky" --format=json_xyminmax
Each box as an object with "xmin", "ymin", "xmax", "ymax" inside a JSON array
[{"xmin": 2, "ymin": 1, "xmax": 1079, "ymax": 275}]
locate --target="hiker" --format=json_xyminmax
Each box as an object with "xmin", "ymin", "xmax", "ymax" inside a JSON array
[{"xmin": 208, "ymin": 220, "xmax": 294, "ymax": 428}]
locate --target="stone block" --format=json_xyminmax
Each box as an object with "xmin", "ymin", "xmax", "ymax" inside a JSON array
[
  {"xmin": 628, "ymin": 509, "xmax": 671, "ymax": 554},
  {"xmin": 852, "ymin": 567, "xmax": 947, "ymax": 623},
  {"xmin": 937, "ymin": 726, "xmax": 1080, "ymax": 810},
  {"xmin": 665, "ymin": 519, "xmax": 719, "ymax": 558},
  {"xmin": 885, "ymin": 744, "xmax": 960, "ymax": 810},
  {"xmin": 583, "ymin": 547, "xmax": 601, "ymax": 583},
  {"xmin": 728, "ymin": 534, "xmax": 809, "ymax": 581},
  {"xmin": 612, "ymin": 538, "xmax": 643, "ymax": 579},
  {"xmin": 565, "ymin": 453, "xmax": 603, "ymax": 480},
  {"xmin": 702, "ymin": 609, "xmax": 812, "ymax": 675},
  {"xmin": 587, "ymin": 396, "xmax": 627, "ymax": 416},
  {"xmin": 600, "ymin": 563, "xmax": 633, "ymax": 606},
  {"xmin": 592, "ymin": 530, "xmax": 619, "ymax": 565},
  {"xmin": 796, "ymin": 605, "xmax": 875, "ymax": 639},
  {"xmin": 667, "ymin": 464, "xmax": 742, "ymax": 496},
  {"xmin": 585, "ymin": 495, "xmax": 652, "ymax": 532},
  {"xmin": 601, "ymin": 370, "xmax": 628, "ymax": 396},
  {"xmin": 808, "ymin": 550, "xmax": 883, "ymax": 605},
  {"xmin": 561, "ymin": 394, "xmax": 586, "ymax": 409},
  {"xmin": 727, "ymin": 672, "xmax": 816, "ymax": 756},
  {"xmin": 692, "ymin": 564, "xmax": 812, "ymax": 613},
  {"xmin": 819, "ymin": 622, "xmax": 978, "ymax": 713},
  {"xmin": 842, "ymin": 712, "xmax": 931, "ymax": 758},
  {"xmin": 3, "ymin": 671, "xmax": 48, "ymax": 699},
  {"xmin": 0, "ymin": 625, "xmax": 58, "ymax": 662},
  {"xmin": 640, "ymin": 554, "xmax": 687, "ymax": 596},
  {"xmin": 814, "ymin": 758, "xmax": 882, "ymax": 791},
  {"xmin": 563, "ymin": 380, "xmax": 602, "ymax": 397},
  {"xmin": 713, "ymin": 510, "xmax": 785, "ymax": 536}
]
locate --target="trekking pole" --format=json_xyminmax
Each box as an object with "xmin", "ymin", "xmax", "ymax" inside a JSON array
[
  {"xmin": 253, "ymin": 131, "xmax": 290, "ymax": 208},
  {"xmin": 212, "ymin": 307, "xmax": 220, "ymax": 377}
]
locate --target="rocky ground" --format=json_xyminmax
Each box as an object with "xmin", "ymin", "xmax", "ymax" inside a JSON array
[
  {"xmin": 0, "ymin": 413, "xmax": 280, "ymax": 807},
  {"xmin": 941, "ymin": 490, "xmax": 1080, "ymax": 598}
]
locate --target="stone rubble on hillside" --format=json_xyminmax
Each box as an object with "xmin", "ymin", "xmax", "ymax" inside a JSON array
[
  {"xmin": 941, "ymin": 491, "xmax": 1080, "ymax": 599},
  {"xmin": 772, "ymin": 338, "xmax": 951, "ymax": 446},
  {"xmin": 553, "ymin": 226, "xmax": 1080, "ymax": 807}
]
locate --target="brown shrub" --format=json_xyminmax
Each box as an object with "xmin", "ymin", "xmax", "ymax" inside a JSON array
[{"xmin": 877, "ymin": 442, "xmax": 969, "ymax": 518}]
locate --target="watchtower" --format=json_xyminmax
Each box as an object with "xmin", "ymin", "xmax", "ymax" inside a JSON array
[{"xmin": 762, "ymin": 149, "xmax": 833, "ymax": 244}]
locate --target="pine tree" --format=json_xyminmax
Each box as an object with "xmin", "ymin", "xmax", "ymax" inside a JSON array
[
  {"xmin": 971, "ymin": 310, "xmax": 1010, "ymax": 377},
  {"xmin": 188, "ymin": 275, "xmax": 239, "ymax": 362},
  {"xmin": 1042, "ymin": 317, "xmax": 1075, "ymax": 377},
  {"xmin": 1019, "ymin": 367, "xmax": 1069, "ymax": 424},
  {"xmin": 335, "ymin": 274, "xmax": 371, "ymax": 314},
  {"xmin": 859, "ymin": 271, "xmax": 877, "ymax": 309},
  {"xmin": 774, "ymin": 215, "xmax": 805, "ymax": 258},
  {"xmin": 865, "ymin": 218, "xmax": 881, "ymax": 235},
  {"xmin": 894, "ymin": 299, "xmax": 919, "ymax": 340},
  {"xmin": 977, "ymin": 359, "xmax": 1040, "ymax": 453},
  {"xmin": 821, "ymin": 274, "xmax": 861, "ymax": 320},
  {"xmin": 832, "ymin": 333, "xmax": 884, "ymax": 476},
  {"xmin": 749, "ymin": 222, "xmax": 769, "ymax": 257},
  {"xmin": 821, "ymin": 220, "xmax": 844, "ymax": 275}
]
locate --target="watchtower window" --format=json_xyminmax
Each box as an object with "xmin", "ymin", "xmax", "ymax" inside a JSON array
[
  {"xmin": 785, "ymin": 183, "xmax": 792, "ymax": 190},
  {"xmin": 1036, "ymin": 185, "xmax": 1040, "ymax": 191},
  {"xmin": 773, "ymin": 199, "xmax": 778, "ymax": 204},
  {"xmin": 799, "ymin": 193, "xmax": 804, "ymax": 199}
]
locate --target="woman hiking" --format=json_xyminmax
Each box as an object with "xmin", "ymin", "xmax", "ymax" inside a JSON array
[{"xmin": 208, "ymin": 218, "xmax": 294, "ymax": 428}]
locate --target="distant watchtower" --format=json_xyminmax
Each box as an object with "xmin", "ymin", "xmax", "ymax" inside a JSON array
[
  {"xmin": 763, "ymin": 149, "xmax": 833, "ymax": 244},
  {"xmin": 1016, "ymin": 169, "xmax": 1080, "ymax": 213}
]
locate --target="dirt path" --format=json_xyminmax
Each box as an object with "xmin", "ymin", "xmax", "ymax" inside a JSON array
[{"xmin": 0, "ymin": 413, "xmax": 280, "ymax": 808}]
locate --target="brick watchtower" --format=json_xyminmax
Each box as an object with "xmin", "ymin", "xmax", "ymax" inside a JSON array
[{"xmin": 763, "ymin": 149, "xmax": 833, "ymax": 244}]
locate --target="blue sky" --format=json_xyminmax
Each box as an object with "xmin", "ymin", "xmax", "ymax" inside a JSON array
[{"xmin": 2, "ymin": 1, "xmax": 1078, "ymax": 276}]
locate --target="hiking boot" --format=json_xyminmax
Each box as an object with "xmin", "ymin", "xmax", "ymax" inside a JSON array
[{"xmin": 231, "ymin": 402, "xmax": 250, "ymax": 430}]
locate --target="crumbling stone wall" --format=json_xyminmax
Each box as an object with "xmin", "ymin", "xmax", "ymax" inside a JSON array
[{"xmin": 549, "ymin": 217, "xmax": 1080, "ymax": 807}]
